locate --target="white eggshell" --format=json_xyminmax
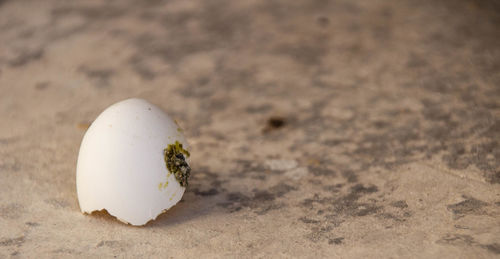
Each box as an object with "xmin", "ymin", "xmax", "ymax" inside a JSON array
[{"xmin": 76, "ymin": 98, "xmax": 190, "ymax": 226}]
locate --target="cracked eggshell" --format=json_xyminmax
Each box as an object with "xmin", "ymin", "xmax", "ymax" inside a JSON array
[{"xmin": 76, "ymin": 98, "xmax": 190, "ymax": 226}]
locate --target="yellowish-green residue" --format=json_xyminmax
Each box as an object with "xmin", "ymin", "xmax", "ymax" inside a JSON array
[
  {"xmin": 158, "ymin": 181, "xmax": 170, "ymax": 191},
  {"xmin": 163, "ymin": 141, "xmax": 191, "ymax": 187}
]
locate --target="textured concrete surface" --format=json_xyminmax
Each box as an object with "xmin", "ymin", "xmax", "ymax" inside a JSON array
[{"xmin": 1, "ymin": 0, "xmax": 500, "ymax": 258}]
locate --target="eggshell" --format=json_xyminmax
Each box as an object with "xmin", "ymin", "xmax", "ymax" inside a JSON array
[{"xmin": 76, "ymin": 98, "xmax": 190, "ymax": 226}]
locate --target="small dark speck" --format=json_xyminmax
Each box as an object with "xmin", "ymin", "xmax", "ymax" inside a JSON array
[
  {"xmin": 148, "ymin": 107, "xmax": 151, "ymax": 111},
  {"xmin": 268, "ymin": 116, "xmax": 285, "ymax": 128},
  {"xmin": 263, "ymin": 116, "xmax": 287, "ymax": 133}
]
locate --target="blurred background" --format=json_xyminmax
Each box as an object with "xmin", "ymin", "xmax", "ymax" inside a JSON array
[{"xmin": 0, "ymin": 0, "xmax": 499, "ymax": 257}]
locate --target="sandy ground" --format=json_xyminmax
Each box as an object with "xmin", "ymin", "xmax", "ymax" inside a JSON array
[{"xmin": 1, "ymin": 0, "xmax": 499, "ymax": 258}]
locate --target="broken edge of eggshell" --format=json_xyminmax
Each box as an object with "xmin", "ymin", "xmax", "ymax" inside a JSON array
[
  {"xmin": 83, "ymin": 206, "xmax": 174, "ymax": 226},
  {"xmin": 82, "ymin": 187, "xmax": 185, "ymax": 226},
  {"xmin": 83, "ymin": 209, "xmax": 133, "ymax": 225}
]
